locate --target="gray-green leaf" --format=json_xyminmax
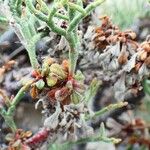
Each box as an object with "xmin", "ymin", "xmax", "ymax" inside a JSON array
[{"xmin": 35, "ymin": 79, "xmax": 45, "ymax": 90}]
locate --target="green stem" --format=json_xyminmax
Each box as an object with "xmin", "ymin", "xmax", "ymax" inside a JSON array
[
  {"xmin": 0, "ymin": 16, "xmax": 8, "ymax": 23},
  {"xmin": 11, "ymin": 81, "xmax": 34, "ymax": 107},
  {"xmin": 3, "ymin": 81, "xmax": 34, "ymax": 132},
  {"xmin": 15, "ymin": 0, "xmax": 22, "ymax": 16},
  {"xmin": 4, "ymin": 115, "xmax": 17, "ymax": 132},
  {"xmin": 47, "ymin": 3, "xmax": 66, "ymax": 36},
  {"xmin": 50, "ymin": 135, "xmax": 121, "ymax": 150},
  {"xmin": 66, "ymin": 31, "xmax": 78, "ymax": 75},
  {"xmin": 0, "ymin": 108, "xmax": 17, "ymax": 132},
  {"xmin": 17, "ymin": 19, "xmax": 40, "ymax": 69},
  {"xmin": 68, "ymin": 45, "xmax": 79, "ymax": 75},
  {"xmin": 0, "ymin": 79, "xmax": 34, "ymax": 133},
  {"xmin": 33, "ymin": 0, "xmax": 69, "ymax": 21},
  {"xmin": 26, "ymin": 34, "xmax": 41, "ymax": 69},
  {"xmin": 85, "ymin": 0, "xmax": 105, "ymax": 12},
  {"xmin": 85, "ymin": 102, "xmax": 128, "ymax": 120},
  {"xmin": 37, "ymin": 0, "xmax": 49, "ymax": 12},
  {"xmin": 67, "ymin": 0, "xmax": 105, "ymax": 32},
  {"xmin": 9, "ymin": 0, "xmax": 19, "ymax": 17},
  {"xmin": 26, "ymin": 46, "xmax": 39, "ymax": 69},
  {"xmin": 68, "ymin": 2, "xmax": 86, "ymax": 15},
  {"xmin": 26, "ymin": 0, "xmax": 48, "ymax": 22},
  {"xmin": 63, "ymin": 136, "xmax": 118, "ymax": 147},
  {"xmin": 66, "ymin": 3, "xmax": 80, "ymax": 75},
  {"xmin": 27, "ymin": 15, "xmax": 37, "ymax": 37},
  {"xmin": 77, "ymin": 0, "xmax": 83, "ymax": 7},
  {"xmin": 55, "ymin": 13, "xmax": 69, "ymax": 21},
  {"xmin": 26, "ymin": 0, "xmax": 106, "ymax": 74}
]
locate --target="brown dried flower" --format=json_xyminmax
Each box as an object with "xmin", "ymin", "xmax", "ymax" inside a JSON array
[
  {"xmin": 82, "ymin": 16, "xmax": 150, "ymax": 100},
  {"xmin": 6, "ymin": 129, "xmax": 32, "ymax": 150}
]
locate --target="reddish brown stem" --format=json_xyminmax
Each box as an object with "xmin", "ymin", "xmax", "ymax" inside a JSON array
[{"xmin": 25, "ymin": 128, "xmax": 52, "ymax": 147}]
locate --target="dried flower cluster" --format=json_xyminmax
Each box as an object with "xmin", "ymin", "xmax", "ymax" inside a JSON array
[
  {"xmin": 94, "ymin": 16, "xmax": 137, "ymax": 50},
  {"xmin": 123, "ymin": 118, "xmax": 149, "ymax": 147},
  {"xmin": 43, "ymin": 102, "xmax": 90, "ymax": 143},
  {"xmin": 106, "ymin": 114, "xmax": 150, "ymax": 148},
  {"xmin": 0, "ymin": 60, "xmax": 16, "ymax": 83},
  {"xmin": 6, "ymin": 129, "xmax": 32, "ymax": 150},
  {"xmin": 30, "ymin": 57, "xmax": 85, "ymax": 105},
  {"xmin": 82, "ymin": 16, "xmax": 150, "ymax": 100}
]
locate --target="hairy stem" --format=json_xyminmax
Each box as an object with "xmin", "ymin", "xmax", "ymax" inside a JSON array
[
  {"xmin": 67, "ymin": 0, "xmax": 105, "ymax": 32},
  {"xmin": 26, "ymin": 0, "xmax": 48, "ymax": 22},
  {"xmin": 68, "ymin": 2, "xmax": 86, "ymax": 15},
  {"xmin": 0, "ymin": 108, "xmax": 17, "ymax": 132},
  {"xmin": 11, "ymin": 80, "xmax": 35, "ymax": 108},
  {"xmin": 50, "ymin": 135, "xmax": 121, "ymax": 150},
  {"xmin": 85, "ymin": 102, "xmax": 128, "ymax": 120},
  {"xmin": 47, "ymin": 3, "xmax": 66, "ymax": 36}
]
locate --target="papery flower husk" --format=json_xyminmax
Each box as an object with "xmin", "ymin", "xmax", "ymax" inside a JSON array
[
  {"xmin": 118, "ymin": 44, "xmax": 128, "ymax": 65},
  {"xmin": 114, "ymin": 73, "xmax": 126, "ymax": 100},
  {"xmin": 145, "ymin": 56, "xmax": 150, "ymax": 67},
  {"xmin": 138, "ymin": 63, "xmax": 150, "ymax": 79},
  {"xmin": 47, "ymin": 88, "xmax": 59, "ymax": 102},
  {"xmin": 30, "ymin": 85, "xmax": 39, "ymax": 99},
  {"xmin": 44, "ymin": 103, "xmax": 62, "ymax": 129},
  {"xmin": 141, "ymin": 42, "xmax": 150, "ymax": 53},
  {"xmin": 47, "ymin": 88, "xmax": 71, "ymax": 105},
  {"xmin": 123, "ymin": 53, "xmax": 137, "ymax": 72},
  {"xmin": 62, "ymin": 60, "xmax": 69, "ymax": 72},
  {"xmin": 3, "ymin": 60, "xmax": 16, "ymax": 71},
  {"xmin": 61, "ymin": 95, "xmax": 71, "ymax": 105},
  {"xmin": 55, "ymin": 87, "xmax": 71, "ymax": 102},
  {"xmin": 0, "ymin": 68, "xmax": 5, "ymax": 83}
]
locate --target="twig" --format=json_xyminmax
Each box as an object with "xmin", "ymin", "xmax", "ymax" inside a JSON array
[{"xmin": 85, "ymin": 102, "xmax": 128, "ymax": 121}]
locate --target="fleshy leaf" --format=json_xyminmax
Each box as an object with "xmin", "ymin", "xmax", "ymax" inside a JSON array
[
  {"xmin": 50, "ymin": 63, "xmax": 67, "ymax": 79},
  {"xmin": 35, "ymin": 79, "xmax": 45, "ymax": 90},
  {"xmin": 46, "ymin": 74, "xmax": 58, "ymax": 87},
  {"xmin": 74, "ymin": 70, "xmax": 85, "ymax": 81},
  {"xmin": 71, "ymin": 91, "xmax": 82, "ymax": 104}
]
